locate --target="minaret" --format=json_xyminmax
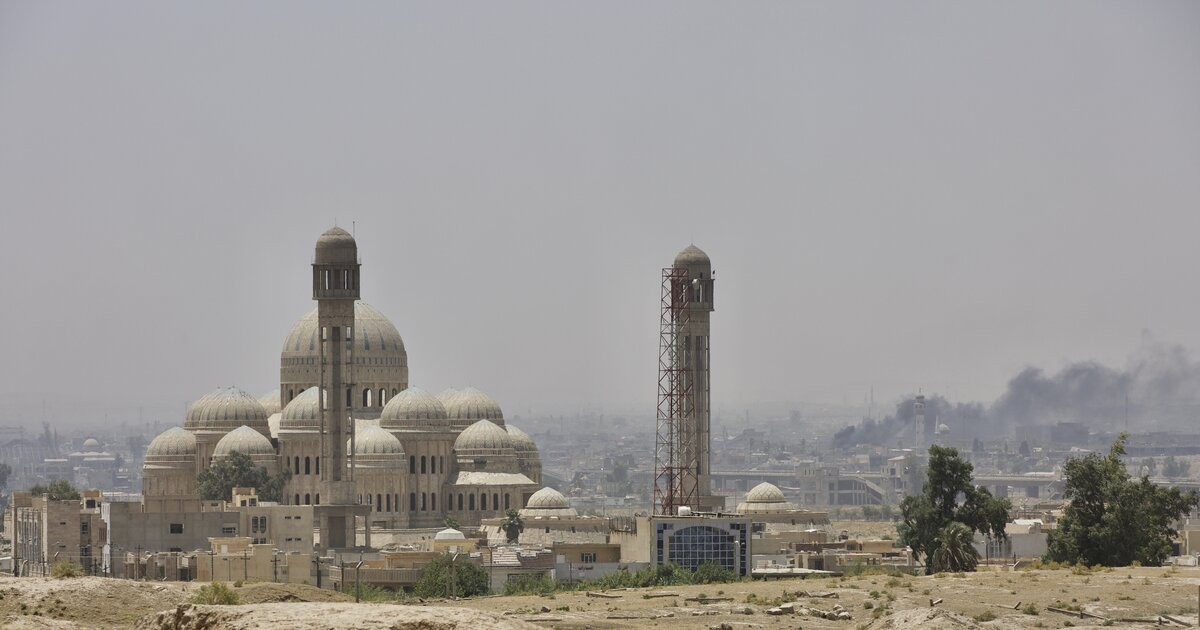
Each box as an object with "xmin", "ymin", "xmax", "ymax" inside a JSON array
[
  {"xmin": 914, "ymin": 394, "xmax": 926, "ymax": 454},
  {"xmin": 311, "ymin": 226, "xmax": 369, "ymax": 549},
  {"xmin": 673, "ymin": 245, "xmax": 717, "ymax": 511}
]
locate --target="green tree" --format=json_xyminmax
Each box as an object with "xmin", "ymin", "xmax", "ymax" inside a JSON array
[
  {"xmin": 413, "ymin": 553, "xmax": 489, "ymax": 598},
  {"xmin": 502, "ymin": 508, "xmax": 524, "ymax": 544},
  {"xmin": 195, "ymin": 451, "xmax": 290, "ymax": 502},
  {"xmin": 1162, "ymin": 456, "xmax": 1191, "ymax": 478},
  {"xmin": 30, "ymin": 479, "xmax": 81, "ymax": 500},
  {"xmin": 930, "ymin": 522, "xmax": 979, "ymax": 573},
  {"xmin": 443, "ymin": 516, "xmax": 460, "ymax": 530},
  {"xmin": 1046, "ymin": 434, "xmax": 1199, "ymax": 567},
  {"xmin": 898, "ymin": 445, "xmax": 1010, "ymax": 574}
]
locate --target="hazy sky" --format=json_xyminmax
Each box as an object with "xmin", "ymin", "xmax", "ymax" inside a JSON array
[{"xmin": 1, "ymin": 2, "xmax": 1198, "ymax": 429}]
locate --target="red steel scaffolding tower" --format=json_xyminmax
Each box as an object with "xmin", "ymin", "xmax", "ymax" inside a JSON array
[{"xmin": 654, "ymin": 267, "xmax": 697, "ymax": 515}]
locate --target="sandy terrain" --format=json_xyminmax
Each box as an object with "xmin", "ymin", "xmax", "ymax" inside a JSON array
[{"xmin": 0, "ymin": 566, "xmax": 1197, "ymax": 629}]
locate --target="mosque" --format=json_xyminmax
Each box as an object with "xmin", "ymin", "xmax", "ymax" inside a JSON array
[{"xmin": 141, "ymin": 227, "xmax": 542, "ymax": 533}]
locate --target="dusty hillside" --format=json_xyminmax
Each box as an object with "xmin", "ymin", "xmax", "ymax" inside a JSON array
[{"xmin": 1, "ymin": 566, "xmax": 1197, "ymax": 629}]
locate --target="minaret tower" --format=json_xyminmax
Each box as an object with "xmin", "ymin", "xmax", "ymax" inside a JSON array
[
  {"xmin": 914, "ymin": 394, "xmax": 926, "ymax": 454},
  {"xmin": 673, "ymin": 245, "xmax": 718, "ymax": 511},
  {"xmin": 311, "ymin": 226, "xmax": 369, "ymax": 549}
]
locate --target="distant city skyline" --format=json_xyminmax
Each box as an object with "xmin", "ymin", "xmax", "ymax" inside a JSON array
[{"xmin": 2, "ymin": 2, "xmax": 1199, "ymax": 430}]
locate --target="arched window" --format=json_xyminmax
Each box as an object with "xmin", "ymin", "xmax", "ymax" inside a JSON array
[
  {"xmin": 315, "ymin": 457, "xmax": 320, "ymax": 475},
  {"xmin": 376, "ymin": 494, "xmax": 382, "ymax": 512},
  {"xmin": 367, "ymin": 494, "xmax": 373, "ymax": 506},
  {"xmin": 409, "ymin": 456, "xmax": 416, "ymax": 474},
  {"xmin": 410, "ymin": 493, "xmax": 417, "ymax": 511},
  {"xmin": 439, "ymin": 456, "xmax": 444, "ymax": 474},
  {"xmin": 458, "ymin": 493, "xmax": 464, "ymax": 511},
  {"xmin": 295, "ymin": 494, "xmax": 300, "ymax": 506},
  {"xmin": 304, "ymin": 493, "xmax": 311, "ymax": 505},
  {"xmin": 504, "ymin": 494, "xmax": 510, "ymax": 510},
  {"xmin": 468, "ymin": 494, "xmax": 475, "ymax": 511},
  {"xmin": 394, "ymin": 494, "xmax": 399, "ymax": 512},
  {"xmin": 287, "ymin": 388, "xmax": 294, "ymax": 402},
  {"xmin": 294, "ymin": 456, "xmax": 300, "ymax": 475},
  {"xmin": 305, "ymin": 457, "xmax": 311, "ymax": 475},
  {"xmin": 315, "ymin": 493, "xmax": 319, "ymax": 505},
  {"xmin": 481, "ymin": 493, "xmax": 487, "ymax": 511},
  {"xmin": 421, "ymin": 492, "xmax": 427, "ymax": 511},
  {"xmin": 385, "ymin": 494, "xmax": 391, "ymax": 512},
  {"xmin": 420, "ymin": 456, "xmax": 426, "ymax": 474},
  {"xmin": 392, "ymin": 388, "xmax": 398, "ymax": 396},
  {"xmin": 431, "ymin": 493, "xmax": 436, "ymax": 511},
  {"xmin": 379, "ymin": 388, "xmax": 386, "ymax": 405},
  {"xmin": 493, "ymin": 493, "xmax": 499, "ymax": 511},
  {"xmin": 363, "ymin": 388, "xmax": 371, "ymax": 407}
]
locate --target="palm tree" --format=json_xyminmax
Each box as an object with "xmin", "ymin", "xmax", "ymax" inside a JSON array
[
  {"xmin": 502, "ymin": 509, "xmax": 524, "ymax": 544},
  {"xmin": 931, "ymin": 521, "xmax": 979, "ymax": 573}
]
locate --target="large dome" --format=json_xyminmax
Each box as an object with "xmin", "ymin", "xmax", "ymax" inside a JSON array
[
  {"xmin": 380, "ymin": 387, "xmax": 450, "ymax": 431},
  {"xmin": 280, "ymin": 302, "xmax": 409, "ymax": 411},
  {"xmin": 146, "ymin": 427, "xmax": 196, "ymax": 457},
  {"xmin": 279, "ymin": 386, "xmax": 321, "ymax": 432},
  {"xmin": 736, "ymin": 482, "xmax": 798, "ymax": 514},
  {"xmin": 213, "ymin": 425, "xmax": 275, "ymax": 457},
  {"xmin": 349, "ymin": 425, "xmax": 405, "ymax": 456},
  {"xmin": 454, "ymin": 419, "xmax": 512, "ymax": 452},
  {"xmin": 185, "ymin": 387, "xmax": 270, "ymax": 437},
  {"xmin": 505, "ymin": 425, "xmax": 537, "ymax": 455},
  {"xmin": 315, "ymin": 226, "xmax": 357, "ymax": 264},
  {"xmin": 445, "ymin": 387, "xmax": 503, "ymax": 429},
  {"xmin": 521, "ymin": 487, "xmax": 578, "ymax": 517}
]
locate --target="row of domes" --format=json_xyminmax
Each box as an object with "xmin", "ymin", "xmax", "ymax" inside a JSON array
[{"xmin": 183, "ymin": 385, "xmax": 509, "ymax": 435}]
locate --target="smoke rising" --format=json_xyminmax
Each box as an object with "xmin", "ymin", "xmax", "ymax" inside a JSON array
[{"xmin": 833, "ymin": 336, "xmax": 1200, "ymax": 447}]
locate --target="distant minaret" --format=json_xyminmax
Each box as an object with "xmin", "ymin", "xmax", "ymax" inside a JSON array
[
  {"xmin": 675, "ymin": 245, "xmax": 716, "ymax": 511},
  {"xmin": 914, "ymin": 394, "xmax": 926, "ymax": 453},
  {"xmin": 312, "ymin": 226, "xmax": 368, "ymax": 549}
]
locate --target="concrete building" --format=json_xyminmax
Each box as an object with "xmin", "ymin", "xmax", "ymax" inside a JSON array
[{"xmin": 7, "ymin": 490, "xmax": 106, "ymax": 576}]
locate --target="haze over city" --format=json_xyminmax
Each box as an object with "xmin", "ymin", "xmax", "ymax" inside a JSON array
[{"xmin": 2, "ymin": 1, "xmax": 1199, "ymax": 429}]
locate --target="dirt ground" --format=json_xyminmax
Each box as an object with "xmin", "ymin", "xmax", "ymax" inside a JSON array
[
  {"xmin": 1, "ymin": 566, "xmax": 1197, "ymax": 629},
  {"xmin": 457, "ymin": 565, "xmax": 1200, "ymax": 629}
]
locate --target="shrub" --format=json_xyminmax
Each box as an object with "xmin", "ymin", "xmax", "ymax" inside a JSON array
[
  {"xmin": 192, "ymin": 582, "xmax": 240, "ymax": 605},
  {"xmin": 503, "ymin": 573, "xmax": 557, "ymax": 596},
  {"xmin": 692, "ymin": 562, "xmax": 736, "ymax": 584},
  {"xmin": 1023, "ymin": 604, "xmax": 1039, "ymax": 616},
  {"xmin": 974, "ymin": 610, "xmax": 998, "ymax": 622},
  {"xmin": 51, "ymin": 561, "xmax": 83, "ymax": 578},
  {"xmin": 413, "ymin": 553, "xmax": 490, "ymax": 599}
]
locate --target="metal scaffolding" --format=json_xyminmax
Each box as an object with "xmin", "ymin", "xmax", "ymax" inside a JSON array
[{"xmin": 654, "ymin": 267, "xmax": 697, "ymax": 515}]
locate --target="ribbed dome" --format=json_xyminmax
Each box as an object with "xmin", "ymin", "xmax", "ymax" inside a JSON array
[
  {"xmin": 521, "ymin": 487, "xmax": 578, "ymax": 517},
  {"xmin": 445, "ymin": 387, "xmax": 503, "ymax": 428},
  {"xmin": 280, "ymin": 387, "xmax": 321, "ymax": 431},
  {"xmin": 525, "ymin": 487, "xmax": 568, "ymax": 510},
  {"xmin": 380, "ymin": 387, "xmax": 450, "ymax": 431},
  {"xmin": 437, "ymin": 388, "xmax": 459, "ymax": 404},
  {"xmin": 454, "ymin": 419, "xmax": 512, "ymax": 451},
  {"xmin": 82, "ymin": 438, "xmax": 101, "ymax": 451},
  {"xmin": 213, "ymin": 425, "xmax": 275, "ymax": 457},
  {"xmin": 349, "ymin": 425, "xmax": 405, "ymax": 455},
  {"xmin": 146, "ymin": 427, "xmax": 196, "ymax": 457},
  {"xmin": 674, "ymin": 244, "xmax": 710, "ymax": 267},
  {"xmin": 314, "ymin": 226, "xmax": 357, "ymax": 264},
  {"xmin": 281, "ymin": 303, "xmax": 407, "ymax": 376},
  {"xmin": 258, "ymin": 390, "xmax": 281, "ymax": 416},
  {"xmin": 745, "ymin": 482, "xmax": 787, "ymax": 503},
  {"xmin": 185, "ymin": 387, "xmax": 270, "ymax": 436},
  {"xmin": 505, "ymin": 425, "xmax": 538, "ymax": 455}
]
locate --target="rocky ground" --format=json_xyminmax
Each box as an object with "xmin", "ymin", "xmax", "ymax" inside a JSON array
[{"xmin": 0, "ymin": 566, "xmax": 1196, "ymax": 629}]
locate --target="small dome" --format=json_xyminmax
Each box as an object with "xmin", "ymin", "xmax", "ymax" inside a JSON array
[
  {"xmin": 525, "ymin": 487, "xmax": 569, "ymax": 510},
  {"xmin": 674, "ymin": 244, "xmax": 710, "ymax": 267},
  {"xmin": 505, "ymin": 425, "xmax": 538, "ymax": 455},
  {"xmin": 82, "ymin": 438, "xmax": 101, "ymax": 450},
  {"xmin": 146, "ymin": 427, "xmax": 196, "ymax": 457},
  {"xmin": 315, "ymin": 226, "xmax": 357, "ymax": 264},
  {"xmin": 258, "ymin": 390, "xmax": 281, "ymax": 416},
  {"xmin": 213, "ymin": 425, "xmax": 275, "ymax": 457},
  {"xmin": 349, "ymin": 425, "xmax": 404, "ymax": 455},
  {"xmin": 435, "ymin": 528, "xmax": 465, "ymax": 541},
  {"xmin": 745, "ymin": 482, "xmax": 787, "ymax": 503},
  {"xmin": 185, "ymin": 387, "xmax": 270, "ymax": 436},
  {"xmin": 454, "ymin": 419, "xmax": 513, "ymax": 452},
  {"xmin": 445, "ymin": 387, "xmax": 503, "ymax": 427},
  {"xmin": 280, "ymin": 387, "xmax": 321, "ymax": 431},
  {"xmin": 380, "ymin": 387, "xmax": 449, "ymax": 431},
  {"xmin": 937, "ymin": 423, "xmax": 950, "ymax": 434}
]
